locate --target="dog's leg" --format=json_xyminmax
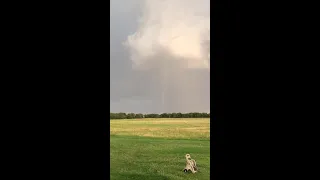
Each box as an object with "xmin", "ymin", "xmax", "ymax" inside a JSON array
[
  {"xmin": 190, "ymin": 167, "xmax": 196, "ymax": 173},
  {"xmin": 193, "ymin": 165, "xmax": 198, "ymax": 172}
]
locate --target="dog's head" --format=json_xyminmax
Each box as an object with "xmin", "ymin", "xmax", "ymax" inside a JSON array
[{"xmin": 185, "ymin": 154, "xmax": 191, "ymax": 159}]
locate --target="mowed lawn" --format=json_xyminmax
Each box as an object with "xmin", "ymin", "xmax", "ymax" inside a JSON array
[{"xmin": 110, "ymin": 118, "xmax": 210, "ymax": 180}]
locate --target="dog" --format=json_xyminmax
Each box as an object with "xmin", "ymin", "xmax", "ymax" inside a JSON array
[{"xmin": 183, "ymin": 154, "xmax": 198, "ymax": 173}]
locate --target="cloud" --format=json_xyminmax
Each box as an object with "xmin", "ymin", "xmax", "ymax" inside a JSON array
[
  {"xmin": 124, "ymin": 0, "xmax": 210, "ymax": 70},
  {"xmin": 111, "ymin": 0, "xmax": 210, "ymax": 113}
]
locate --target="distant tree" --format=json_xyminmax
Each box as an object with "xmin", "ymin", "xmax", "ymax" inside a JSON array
[
  {"xmin": 110, "ymin": 112, "xmax": 210, "ymax": 119},
  {"xmin": 160, "ymin": 113, "xmax": 169, "ymax": 118},
  {"xmin": 193, "ymin": 112, "xmax": 201, "ymax": 118},
  {"xmin": 110, "ymin": 113, "xmax": 115, "ymax": 119},
  {"xmin": 126, "ymin": 113, "xmax": 135, "ymax": 119},
  {"xmin": 181, "ymin": 113, "xmax": 188, "ymax": 118},
  {"xmin": 145, "ymin": 113, "xmax": 159, "ymax": 118},
  {"xmin": 135, "ymin": 113, "xmax": 144, "ymax": 118},
  {"xmin": 171, "ymin": 113, "xmax": 177, "ymax": 118},
  {"xmin": 117, "ymin": 112, "xmax": 127, "ymax": 119}
]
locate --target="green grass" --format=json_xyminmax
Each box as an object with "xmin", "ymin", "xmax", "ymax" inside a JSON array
[{"xmin": 110, "ymin": 118, "xmax": 210, "ymax": 180}]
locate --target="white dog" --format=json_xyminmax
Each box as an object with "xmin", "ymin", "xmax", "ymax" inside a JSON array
[{"xmin": 183, "ymin": 154, "xmax": 198, "ymax": 173}]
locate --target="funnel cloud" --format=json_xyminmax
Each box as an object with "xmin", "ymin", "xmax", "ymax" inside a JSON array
[{"xmin": 111, "ymin": 0, "xmax": 210, "ymax": 113}]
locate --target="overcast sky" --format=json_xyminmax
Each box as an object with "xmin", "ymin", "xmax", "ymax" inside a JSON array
[{"xmin": 110, "ymin": 0, "xmax": 210, "ymax": 113}]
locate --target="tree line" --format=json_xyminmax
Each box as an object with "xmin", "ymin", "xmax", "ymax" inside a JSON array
[{"xmin": 110, "ymin": 112, "xmax": 210, "ymax": 119}]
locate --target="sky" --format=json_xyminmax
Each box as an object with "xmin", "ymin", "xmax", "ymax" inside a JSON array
[{"xmin": 110, "ymin": 0, "xmax": 210, "ymax": 113}]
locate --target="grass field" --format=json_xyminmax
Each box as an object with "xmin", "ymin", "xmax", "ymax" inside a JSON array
[{"xmin": 110, "ymin": 118, "xmax": 210, "ymax": 180}]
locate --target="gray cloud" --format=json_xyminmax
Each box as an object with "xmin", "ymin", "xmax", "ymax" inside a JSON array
[{"xmin": 111, "ymin": 0, "xmax": 210, "ymax": 113}]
